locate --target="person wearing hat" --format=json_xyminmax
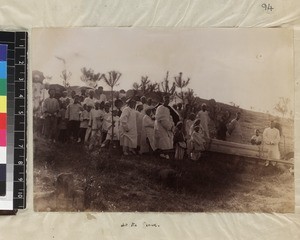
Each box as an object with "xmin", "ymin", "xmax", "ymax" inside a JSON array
[
  {"xmin": 251, "ymin": 129, "xmax": 262, "ymax": 145},
  {"xmin": 119, "ymin": 98, "xmax": 138, "ymax": 155},
  {"xmin": 263, "ymin": 120, "xmax": 281, "ymax": 166},
  {"xmin": 196, "ymin": 103, "xmax": 211, "ymax": 138},
  {"xmin": 154, "ymin": 95, "xmax": 175, "ymax": 159},
  {"xmin": 140, "ymin": 106, "xmax": 156, "ymax": 154}
]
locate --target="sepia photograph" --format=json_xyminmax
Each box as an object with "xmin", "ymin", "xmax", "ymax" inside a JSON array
[{"xmin": 31, "ymin": 28, "xmax": 294, "ymax": 212}]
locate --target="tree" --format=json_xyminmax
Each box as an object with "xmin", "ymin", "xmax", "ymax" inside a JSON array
[
  {"xmin": 146, "ymin": 82, "xmax": 159, "ymax": 94},
  {"xmin": 174, "ymin": 72, "xmax": 190, "ymax": 105},
  {"xmin": 80, "ymin": 67, "xmax": 103, "ymax": 88},
  {"xmin": 140, "ymin": 76, "xmax": 151, "ymax": 94},
  {"xmin": 60, "ymin": 69, "xmax": 72, "ymax": 88},
  {"xmin": 158, "ymin": 71, "xmax": 176, "ymax": 101},
  {"xmin": 185, "ymin": 88, "xmax": 196, "ymax": 106},
  {"xmin": 274, "ymin": 97, "xmax": 290, "ymax": 118},
  {"xmin": 55, "ymin": 56, "xmax": 71, "ymax": 88},
  {"xmin": 102, "ymin": 71, "xmax": 122, "ymax": 151},
  {"xmin": 132, "ymin": 76, "xmax": 159, "ymax": 97}
]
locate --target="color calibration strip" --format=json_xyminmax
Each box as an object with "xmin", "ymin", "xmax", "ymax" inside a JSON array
[
  {"xmin": 0, "ymin": 44, "xmax": 7, "ymax": 197},
  {"xmin": 0, "ymin": 31, "xmax": 27, "ymax": 210}
]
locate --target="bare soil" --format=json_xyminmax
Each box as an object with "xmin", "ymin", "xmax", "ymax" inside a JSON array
[{"xmin": 33, "ymin": 136, "xmax": 294, "ymax": 213}]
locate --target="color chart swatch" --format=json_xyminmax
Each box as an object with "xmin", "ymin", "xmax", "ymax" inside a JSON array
[{"xmin": 0, "ymin": 44, "xmax": 7, "ymax": 196}]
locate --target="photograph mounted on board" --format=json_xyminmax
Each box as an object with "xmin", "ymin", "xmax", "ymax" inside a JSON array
[{"xmin": 31, "ymin": 28, "xmax": 294, "ymax": 212}]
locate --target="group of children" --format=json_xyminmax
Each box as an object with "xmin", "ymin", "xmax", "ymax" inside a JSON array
[
  {"xmin": 173, "ymin": 117, "xmax": 207, "ymax": 161},
  {"xmin": 41, "ymin": 88, "xmax": 121, "ymax": 150},
  {"xmin": 40, "ymin": 87, "xmax": 208, "ymax": 160}
]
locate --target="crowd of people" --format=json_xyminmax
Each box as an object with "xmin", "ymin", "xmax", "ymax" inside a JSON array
[{"xmin": 34, "ymin": 82, "xmax": 283, "ymax": 164}]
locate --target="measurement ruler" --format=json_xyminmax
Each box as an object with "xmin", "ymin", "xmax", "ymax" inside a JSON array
[{"xmin": 0, "ymin": 31, "xmax": 27, "ymax": 209}]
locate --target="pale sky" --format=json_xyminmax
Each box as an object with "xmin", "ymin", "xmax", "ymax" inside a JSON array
[{"xmin": 31, "ymin": 28, "xmax": 294, "ymax": 114}]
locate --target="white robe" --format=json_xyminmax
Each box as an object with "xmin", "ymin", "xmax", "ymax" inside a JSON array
[
  {"xmin": 119, "ymin": 107, "xmax": 137, "ymax": 148},
  {"xmin": 154, "ymin": 105, "xmax": 174, "ymax": 150},
  {"xmin": 83, "ymin": 97, "xmax": 96, "ymax": 108},
  {"xmin": 106, "ymin": 116, "xmax": 120, "ymax": 140},
  {"xmin": 136, "ymin": 111, "xmax": 144, "ymax": 147},
  {"xmin": 102, "ymin": 111, "xmax": 111, "ymax": 132},
  {"xmin": 185, "ymin": 119, "xmax": 194, "ymax": 139},
  {"xmin": 140, "ymin": 115, "xmax": 156, "ymax": 153},
  {"xmin": 89, "ymin": 109, "xmax": 104, "ymax": 130},
  {"xmin": 196, "ymin": 110, "xmax": 210, "ymax": 138},
  {"xmin": 263, "ymin": 127, "xmax": 281, "ymax": 160}
]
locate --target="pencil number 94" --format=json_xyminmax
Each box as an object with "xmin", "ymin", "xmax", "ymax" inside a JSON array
[{"xmin": 261, "ymin": 3, "xmax": 274, "ymax": 11}]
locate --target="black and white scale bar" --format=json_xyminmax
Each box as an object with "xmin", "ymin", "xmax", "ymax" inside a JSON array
[{"xmin": 12, "ymin": 32, "xmax": 27, "ymax": 209}]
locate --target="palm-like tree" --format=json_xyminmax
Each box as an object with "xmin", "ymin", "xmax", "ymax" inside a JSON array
[
  {"xmin": 274, "ymin": 97, "xmax": 290, "ymax": 118},
  {"xmin": 60, "ymin": 69, "xmax": 72, "ymax": 88},
  {"xmin": 174, "ymin": 72, "xmax": 190, "ymax": 106},
  {"xmin": 159, "ymin": 71, "xmax": 176, "ymax": 100},
  {"xmin": 102, "ymin": 71, "xmax": 122, "ymax": 150},
  {"xmin": 80, "ymin": 67, "xmax": 102, "ymax": 88},
  {"xmin": 140, "ymin": 76, "xmax": 151, "ymax": 94}
]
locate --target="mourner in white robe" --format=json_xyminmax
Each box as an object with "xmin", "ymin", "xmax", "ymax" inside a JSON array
[
  {"xmin": 140, "ymin": 113, "xmax": 156, "ymax": 154},
  {"xmin": 136, "ymin": 110, "xmax": 144, "ymax": 148},
  {"xmin": 190, "ymin": 126, "xmax": 206, "ymax": 161},
  {"xmin": 88, "ymin": 108, "xmax": 104, "ymax": 148},
  {"xmin": 135, "ymin": 103, "xmax": 144, "ymax": 148},
  {"xmin": 196, "ymin": 109, "xmax": 210, "ymax": 138},
  {"xmin": 105, "ymin": 115, "xmax": 120, "ymax": 141},
  {"xmin": 263, "ymin": 125, "xmax": 281, "ymax": 160},
  {"xmin": 154, "ymin": 105, "xmax": 175, "ymax": 150},
  {"xmin": 119, "ymin": 106, "xmax": 138, "ymax": 149}
]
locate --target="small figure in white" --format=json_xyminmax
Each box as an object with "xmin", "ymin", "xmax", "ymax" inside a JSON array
[{"xmin": 263, "ymin": 120, "xmax": 281, "ymax": 166}]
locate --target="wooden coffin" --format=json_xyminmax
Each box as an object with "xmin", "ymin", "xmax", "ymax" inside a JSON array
[{"xmin": 205, "ymin": 139, "xmax": 294, "ymax": 165}]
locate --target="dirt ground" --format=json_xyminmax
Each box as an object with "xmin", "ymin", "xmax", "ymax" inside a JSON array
[{"xmin": 33, "ymin": 135, "xmax": 294, "ymax": 213}]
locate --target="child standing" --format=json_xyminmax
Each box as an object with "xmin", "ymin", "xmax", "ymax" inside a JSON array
[
  {"xmin": 57, "ymin": 102, "xmax": 68, "ymax": 143},
  {"xmin": 78, "ymin": 104, "xmax": 91, "ymax": 143},
  {"xmin": 190, "ymin": 126, "xmax": 205, "ymax": 161},
  {"xmin": 174, "ymin": 121, "xmax": 186, "ymax": 160},
  {"xmin": 101, "ymin": 108, "xmax": 120, "ymax": 148},
  {"xmin": 135, "ymin": 103, "xmax": 144, "ymax": 150},
  {"xmin": 66, "ymin": 95, "xmax": 83, "ymax": 141},
  {"xmin": 140, "ymin": 107, "xmax": 156, "ymax": 154},
  {"xmin": 101, "ymin": 101, "xmax": 111, "ymax": 143},
  {"xmin": 88, "ymin": 102, "xmax": 104, "ymax": 149}
]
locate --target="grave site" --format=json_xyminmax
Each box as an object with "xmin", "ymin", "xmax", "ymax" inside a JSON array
[{"xmin": 33, "ymin": 95, "xmax": 294, "ymax": 212}]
